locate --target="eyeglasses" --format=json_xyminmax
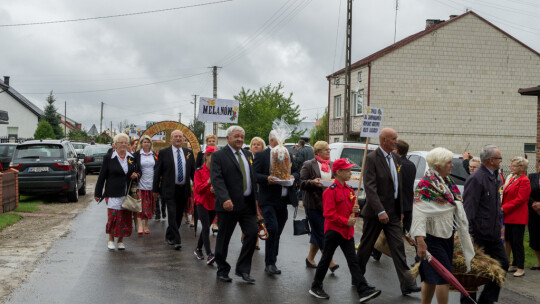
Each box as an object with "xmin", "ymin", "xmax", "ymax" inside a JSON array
[{"xmin": 491, "ymin": 157, "xmax": 502, "ymax": 160}]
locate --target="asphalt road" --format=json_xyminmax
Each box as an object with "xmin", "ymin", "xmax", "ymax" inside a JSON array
[{"xmin": 6, "ymin": 199, "xmax": 538, "ymax": 304}]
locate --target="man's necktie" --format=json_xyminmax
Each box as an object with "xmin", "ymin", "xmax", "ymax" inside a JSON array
[
  {"xmin": 236, "ymin": 151, "xmax": 247, "ymax": 192},
  {"xmin": 387, "ymin": 154, "xmax": 398, "ymax": 198},
  {"xmin": 177, "ymin": 149, "xmax": 183, "ymax": 183}
]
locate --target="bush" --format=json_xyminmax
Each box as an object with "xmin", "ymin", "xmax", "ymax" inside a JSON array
[{"xmin": 34, "ymin": 120, "xmax": 56, "ymax": 139}]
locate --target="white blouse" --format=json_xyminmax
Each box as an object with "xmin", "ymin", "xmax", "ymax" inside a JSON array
[
  {"xmin": 318, "ymin": 161, "xmax": 332, "ymax": 180},
  {"xmin": 107, "ymin": 151, "xmax": 130, "ymax": 210},
  {"xmin": 137, "ymin": 151, "xmax": 155, "ymax": 191}
]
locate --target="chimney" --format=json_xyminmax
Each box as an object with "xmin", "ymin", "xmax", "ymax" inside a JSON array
[
  {"xmin": 425, "ymin": 19, "xmax": 445, "ymax": 30},
  {"xmin": 3, "ymin": 76, "xmax": 10, "ymax": 86},
  {"xmin": 449, "ymin": 15, "xmax": 458, "ymax": 19}
]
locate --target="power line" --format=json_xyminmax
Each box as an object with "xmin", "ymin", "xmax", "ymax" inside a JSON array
[
  {"xmin": 21, "ymin": 71, "xmax": 208, "ymax": 95},
  {"xmin": 0, "ymin": 0, "xmax": 232, "ymax": 28}
]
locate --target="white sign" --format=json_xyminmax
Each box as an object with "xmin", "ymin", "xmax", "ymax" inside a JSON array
[
  {"xmin": 360, "ymin": 107, "xmax": 384, "ymax": 138},
  {"xmin": 198, "ymin": 97, "xmax": 239, "ymax": 123}
]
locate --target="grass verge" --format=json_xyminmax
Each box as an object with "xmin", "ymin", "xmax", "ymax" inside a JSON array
[
  {"xmin": 15, "ymin": 195, "xmax": 43, "ymax": 213},
  {"xmin": 0, "ymin": 213, "xmax": 22, "ymax": 231}
]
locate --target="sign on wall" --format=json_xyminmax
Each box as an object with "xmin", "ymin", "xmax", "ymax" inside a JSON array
[
  {"xmin": 360, "ymin": 107, "xmax": 383, "ymax": 138},
  {"xmin": 198, "ymin": 97, "xmax": 239, "ymax": 123}
]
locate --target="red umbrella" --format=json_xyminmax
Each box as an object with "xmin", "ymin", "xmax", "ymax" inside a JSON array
[{"xmin": 425, "ymin": 251, "xmax": 477, "ymax": 304}]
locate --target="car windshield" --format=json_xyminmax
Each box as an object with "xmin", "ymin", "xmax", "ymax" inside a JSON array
[
  {"xmin": 340, "ymin": 148, "xmax": 374, "ymax": 171},
  {"xmin": 84, "ymin": 145, "xmax": 110, "ymax": 156},
  {"xmin": 72, "ymin": 143, "xmax": 87, "ymax": 150},
  {"xmin": 0, "ymin": 145, "xmax": 16, "ymax": 158},
  {"xmin": 14, "ymin": 144, "xmax": 63, "ymax": 159},
  {"xmin": 450, "ymin": 158, "xmax": 468, "ymax": 185}
]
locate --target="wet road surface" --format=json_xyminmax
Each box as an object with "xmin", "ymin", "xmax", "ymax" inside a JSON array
[{"xmin": 6, "ymin": 202, "xmax": 537, "ymax": 304}]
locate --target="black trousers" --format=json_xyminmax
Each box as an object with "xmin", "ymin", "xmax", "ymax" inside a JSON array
[
  {"xmin": 505, "ymin": 223, "xmax": 525, "ymax": 269},
  {"xmin": 215, "ymin": 208, "xmax": 258, "ymax": 276},
  {"xmin": 154, "ymin": 197, "xmax": 167, "ymax": 219},
  {"xmin": 402, "ymin": 210, "xmax": 412, "ymax": 233},
  {"xmin": 260, "ymin": 204, "xmax": 288, "ymax": 266},
  {"xmin": 164, "ymin": 184, "xmax": 189, "ymax": 245},
  {"xmin": 197, "ymin": 205, "xmax": 216, "ymax": 255},
  {"xmin": 460, "ymin": 238, "xmax": 509, "ymax": 304},
  {"xmin": 312, "ymin": 230, "xmax": 368, "ymax": 292}
]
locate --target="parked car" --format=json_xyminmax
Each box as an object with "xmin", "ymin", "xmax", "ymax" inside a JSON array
[
  {"xmin": 406, "ymin": 151, "xmax": 468, "ymax": 193},
  {"xmin": 0, "ymin": 143, "xmax": 18, "ymax": 172},
  {"xmin": 329, "ymin": 142, "xmax": 379, "ymax": 178},
  {"xmin": 71, "ymin": 142, "xmax": 89, "ymax": 155},
  {"xmin": 82, "ymin": 144, "xmax": 111, "ymax": 174},
  {"xmin": 10, "ymin": 140, "xmax": 86, "ymax": 202}
]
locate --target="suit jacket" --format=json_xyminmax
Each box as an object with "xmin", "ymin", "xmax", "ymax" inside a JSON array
[
  {"xmin": 361, "ymin": 148, "xmax": 403, "ymax": 218},
  {"xmin": 152, "ymin": 146, "xmax": 195, "ymax": 201},
  {"xmin": 502, "ymin": 174, "xmax": 531, "ymax": 225},
  {"xmin": 400, "ymin": 155, "xmax": 416, "ymax": 212},
  {"xmin": 210, "ymin": 145, "xmax": 257, "ymax": 214},
  {"xmin": 95, "ymin": 153, "xmax": 136, "ymax": 199},
  {"xmin": 300, "ymin": 158, "xmax": 333, "ymax": 212},
  {"xmin": 254, "ymin": 147, "xmax": 299, "ymax": 208},
  {"xmin": 529, "ymin": 173, "xmax": 540, "ymax": 206}
]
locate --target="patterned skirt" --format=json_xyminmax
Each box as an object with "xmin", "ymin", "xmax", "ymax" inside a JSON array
[
  {"xmin": 184, "ymin": 197, "xmax": 194, "ymax": 215},
  {"xmin": 106, "ymin": 208, "xmax": 133, "ymax": 237},
  {"xmin": 137, "ymin": 190, "xmax": 155, "ymax": 219}
]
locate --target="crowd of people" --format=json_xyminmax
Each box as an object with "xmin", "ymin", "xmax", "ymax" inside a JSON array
[{"xmin": 93, "ymin": 125, "xmax": 540, "ymax": 304}]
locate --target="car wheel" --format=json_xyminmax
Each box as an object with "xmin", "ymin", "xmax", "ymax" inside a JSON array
[
  {"xmin": 78, "ymin": 175, "xmax": 86, "ymax": 195},
  {"xmin": 67, "ymin": 180, "xmax": 79, "ymax": 202}
]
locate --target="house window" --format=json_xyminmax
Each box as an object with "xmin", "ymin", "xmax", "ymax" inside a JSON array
[
  {"xmin": 353, "ymin": 90, "xmax": 364, "ymax": 116},
  {"xmin": 7, "ymin": 127, "xmax": 18, "ymax": 136},
  {"xmin": 334, "ymin": 95, "xmax": 342, "ymax": 118},
  {"xmin": 524, "ymin": 143, "xmax": 536, "ymax": 153},
  {"xmin": 358, "ymin": 71, "xmax": 362, "ymax": 82},
  {"xmin": 334, "ymin": 137, "xmax": 340, "ymax": 143}
]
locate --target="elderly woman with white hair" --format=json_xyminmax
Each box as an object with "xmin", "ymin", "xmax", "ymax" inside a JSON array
[
  {"xmin": 95, "ymin": 133, "xmax": 139, "ymax": 250},
  {"xmin": 410, "ymin": 147, "xmax": 475, "ymax": 304},
  {"xmin": 133, "ymin": 135, "xmax": 158, "ymax": 235},
  {"xmin": 502, "ymin": 156, "xmax": 531, "ymax": 277}
]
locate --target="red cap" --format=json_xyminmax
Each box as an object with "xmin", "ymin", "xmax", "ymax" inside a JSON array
[
  {"xmin": 204, "ymin": 146, "xmax": 216, "ymax": 154},
  {"xmin": 332, "ymin": 158, "xmax": 356, "ymax": 172}
]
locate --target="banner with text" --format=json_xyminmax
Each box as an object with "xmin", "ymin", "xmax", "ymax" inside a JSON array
[
  {"xmin": 198, "ymin": 97, "xmax": 239, "ymax": 123},
  {"xmin": 360, "ymin": 107, "xmax": 383, "ymax": 138}
]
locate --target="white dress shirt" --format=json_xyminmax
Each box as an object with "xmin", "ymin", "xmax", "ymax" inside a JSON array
[
  {"xmin": 172, "ymin": 146, "xmax": 187, "ymax": 185},
  {"xmin": 228, "ymin": 144, "xmax": 252, "ymax": 197},
  {"xmin": 378, "ymin": 147, "xmax": 399, "ymax": 216},
  {"xmin": 137, "ymin": 150, "xmax": 155, "ymax": 191}
]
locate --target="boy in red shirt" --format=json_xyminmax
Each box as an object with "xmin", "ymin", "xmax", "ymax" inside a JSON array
[{"xmin": 309, "ymin": 158, "xmax": 381, "ymax": 303}]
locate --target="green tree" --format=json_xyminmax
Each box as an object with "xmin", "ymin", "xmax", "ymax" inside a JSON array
[
  {"xmin": 188, "ymin": 120, "xmax": 205, "ymax": 144},
  {"xmin": 42, "ymin": 91, "xmax": 63, "ymax": 139},
  {"xmin": 310, "ymin": 109, "xmax": 328, "ymax": 144},
  {"xmin": 222, "ymin": 83, "xmax": 305, "ymax": 144},
  {"xmin": 68, "ymin": 129, "xmax": 89, "ymax": 142},
  {"xmin": 34, "ymin": 120, "xmax": 56, "ymax": 139}
]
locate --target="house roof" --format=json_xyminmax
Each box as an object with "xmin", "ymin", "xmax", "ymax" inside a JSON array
[
  {"xmin": 88, "ymin": 124, "xmax": 99, "ymax": 136},
  {"xmin": 327, "ymin": 11, "xmax": 540, "ymax": 79},
  {"xmin": 518, "ymin": 85, "xmax": 540, "ymax": 96},
  {"xmin": 0, "ymin": 78, "xmax": 44, "ymax": 117}
]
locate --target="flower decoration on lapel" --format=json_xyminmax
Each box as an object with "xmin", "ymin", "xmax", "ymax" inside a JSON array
[
  {"xmin": 128, "ymin": 158, "xmax": 133, "ymax": 165},
  {"xmin": 249, "ymin": 157, "xmax": 253, "ymax": 165},
  {"xmin": 186, "ymin": 152, "xmax": 191, "ymax": 160},
  {"xmin": 397, "ymin": 165, "xmax": 401, "ymax": 173},
  {"xmin": 349, "ymin": 192, "xmax": 355, "ymax": 202}
]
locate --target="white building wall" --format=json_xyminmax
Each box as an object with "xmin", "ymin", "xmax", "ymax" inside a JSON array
[{"xmin": 0, "ymin": 94, "xmax": 39, "ymax": 139}]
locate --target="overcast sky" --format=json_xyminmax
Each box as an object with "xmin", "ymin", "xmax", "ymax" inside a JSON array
[{"xmin": 1, "ymin": 0, "xmax": 539, "ymax": 131}]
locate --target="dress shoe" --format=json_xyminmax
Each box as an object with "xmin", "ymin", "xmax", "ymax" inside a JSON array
[
  {"xmin": 530, "ymin": 266, "xmax": 540, "ymax": 270},
  {"xmin": 371, "ymin": 249, "xmax": 382, "ymax": 261},
  {"xmin": 329, "ymin": 264, "xmax": 340, "ymax": 273},
  {"xmin": 305, "ymin": 258, "xmax": 317, "ymax": 268},
  {"xmin": 174, "ymin": 244, "xmax": 182, "ymax": 250},
  {"xmin": 265, "ymin": 265, "xmax": 282, "ymax": 275},
  {"xmin": 217, "ymin": 274, "xmax": 232, "ymax": 282},
  {"xmin": 166, "ymin": 239, "xmax": 175, "ymax": 245},
  {"xmin": 401, "ymin": 285, "xmax": 421, "ymax": 295},
  {"xmin": 235, "ymin": 272, "xmax": 256, "ymax": 284}
]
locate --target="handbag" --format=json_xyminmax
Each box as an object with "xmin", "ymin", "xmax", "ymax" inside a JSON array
[
  {"xmin": 121, "ymin": 179, "xmax": 142, "ymax": 213},
  {"xmin": 293, "ymin": 207, "xmax": 311, "ymax": 236}
]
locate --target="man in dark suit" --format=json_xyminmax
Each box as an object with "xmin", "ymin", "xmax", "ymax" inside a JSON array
[
  {"xmin": 356, "ymin": 128, "xmax": 420, "ymax": 295},
  {"xmin": 254, "ymin": 130, "xmax": 299, "ymax": 275},
  {"xmin": 210, "ymin": 126, "xmax": 258, "ymax": 284},
  {"xmin": 394, "ymin": 139, "xmax": 416, "ymax": 233},
  {"xmin": 153, "ymin": 130, "xmax": 195, "ymax": 250}
]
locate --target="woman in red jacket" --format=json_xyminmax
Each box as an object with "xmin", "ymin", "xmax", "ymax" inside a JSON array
[
  {"xmin": 502, "ymin": 156, "xmax": 531, "ymax": 277},
  {"xmin": 193, "ymin": 146, "xmax": 217, "ymax": 265}
]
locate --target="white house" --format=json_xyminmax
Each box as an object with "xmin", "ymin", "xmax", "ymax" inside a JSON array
[{"xmin": 0, "ymin": 76, "xmax": 43, "ymax": 141}]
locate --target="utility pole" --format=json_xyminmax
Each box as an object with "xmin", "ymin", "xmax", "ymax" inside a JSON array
[
  {"xmin": 178, "ymin": 113, "xmax": 182, "ymax": 123},
  {"xmin": 64, "ymin": 101, "xmax": 67, "ymax": 138},
  {"xmin": 192, "ymin": 94, "xmax": 198, "ymax": 122},
  {"xmin": 394, "ymin": 0, "xmax": 399, "ymax": 43},
  {"xmin": 110, "ymin": 121, "xmax": 112, "ymax": 137},
  {"xmin": 100, "ymin": 102, "xmax": 104, "ymax": 134},
  {"xmin": 342, "ymin": 0, "xmax": 352, "ymax": 142},
  {"xmin": 210, "ymin": 66, "xmax": 221, "ymax": 135}
]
